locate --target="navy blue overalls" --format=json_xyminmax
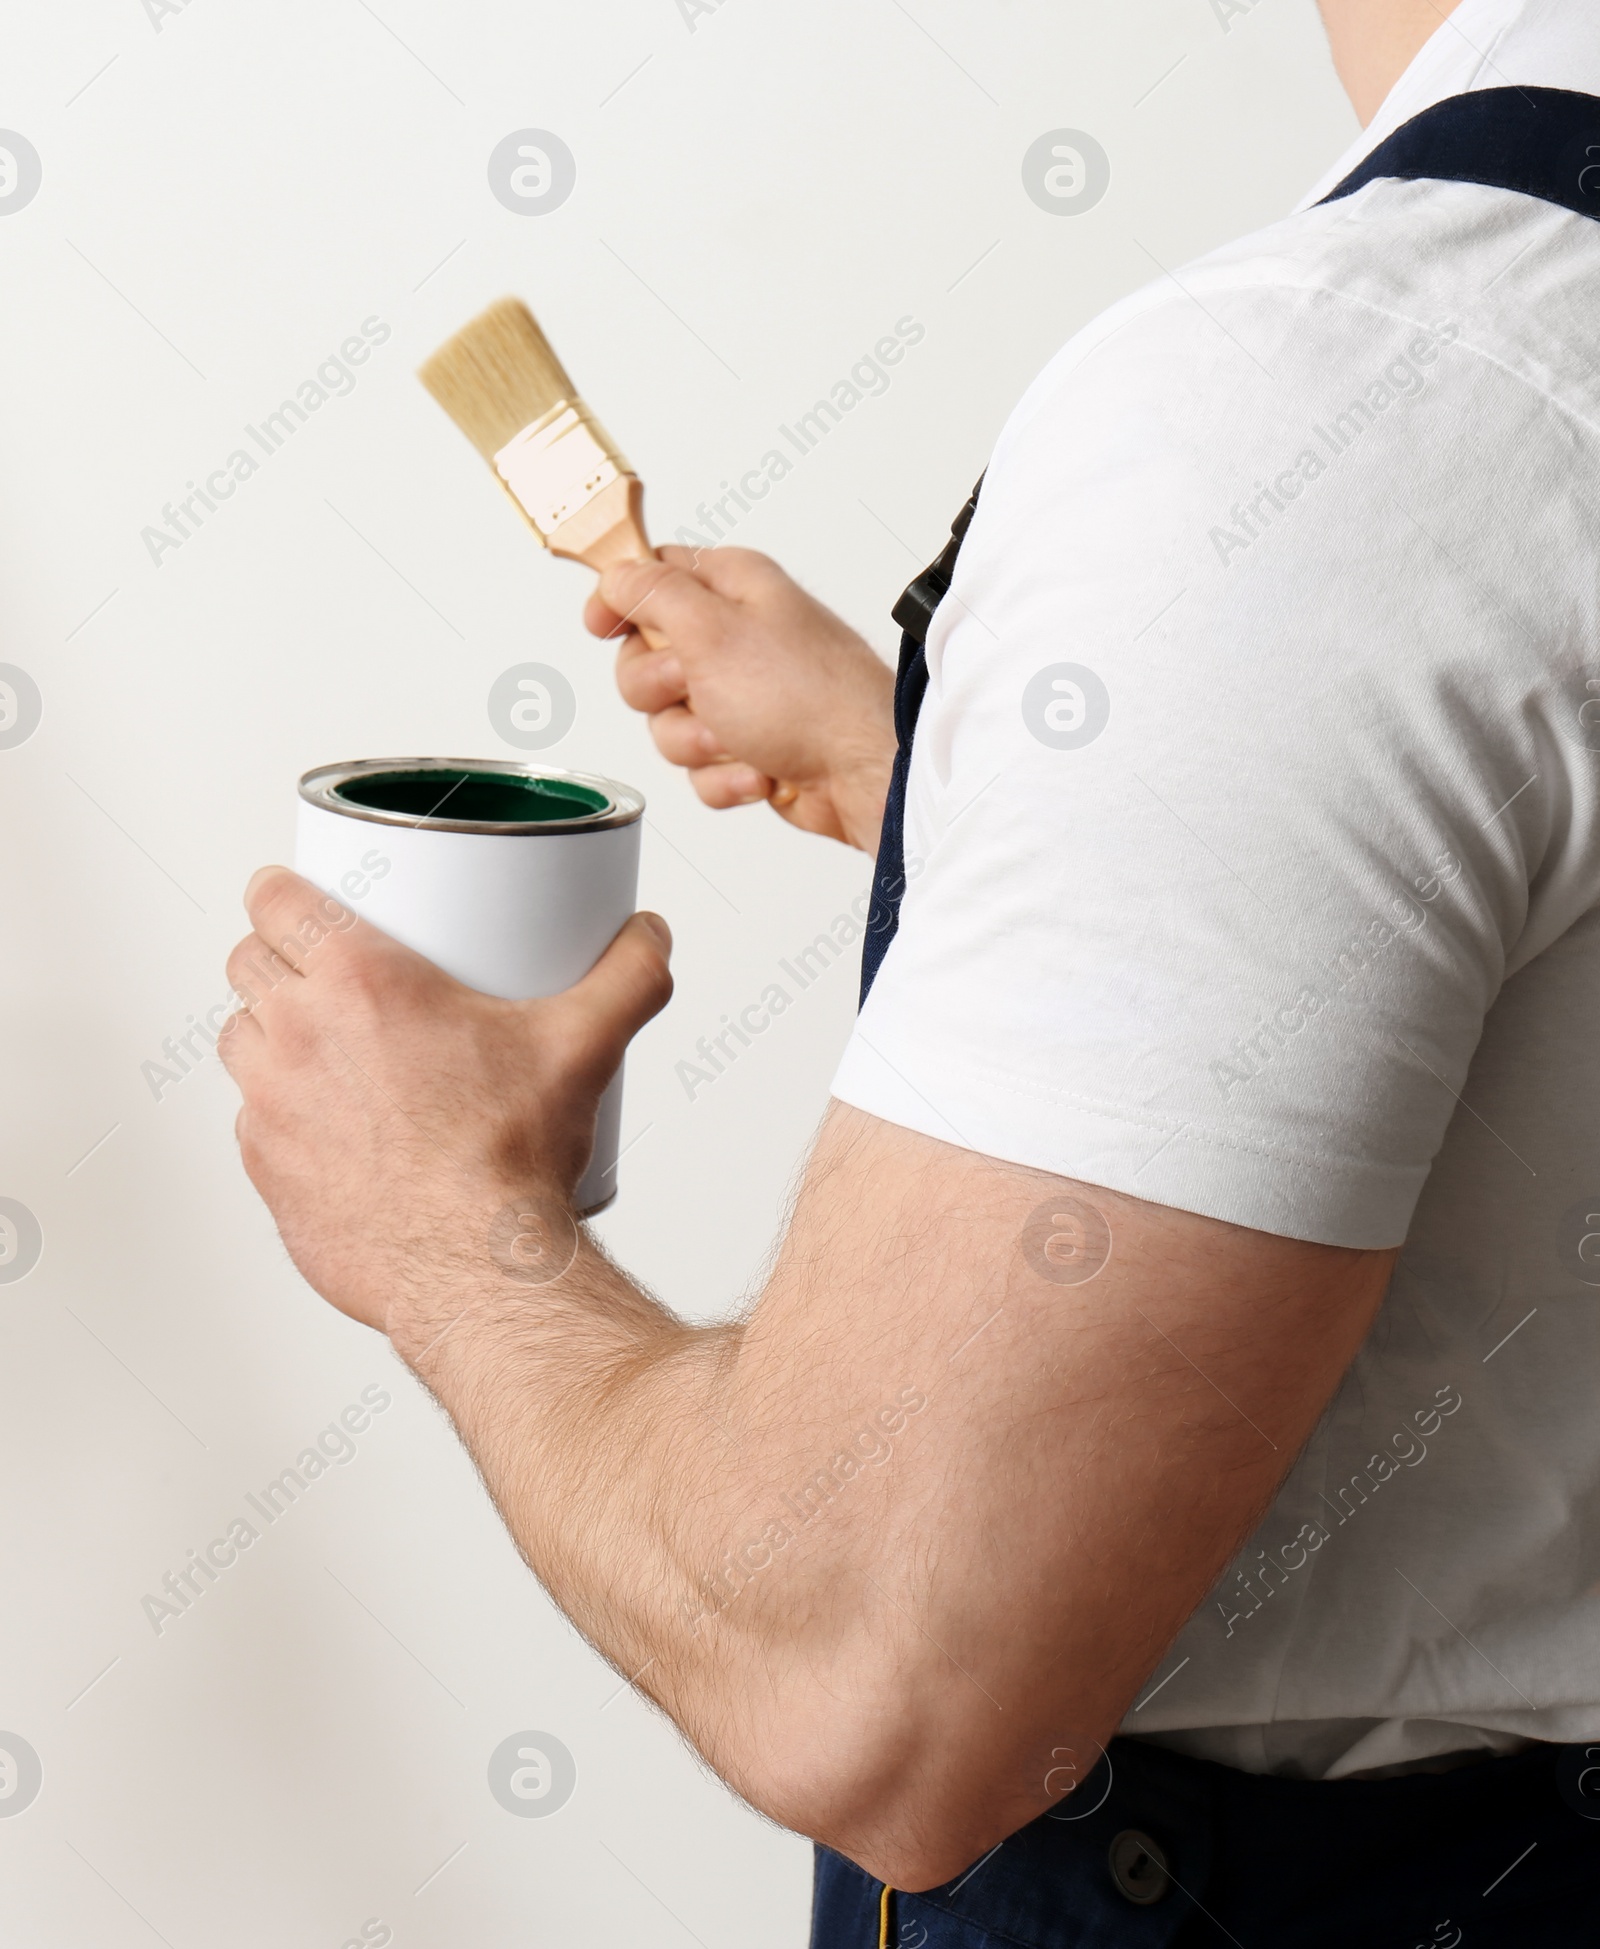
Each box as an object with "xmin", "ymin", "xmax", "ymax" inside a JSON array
[{"xmin": 824, "ymin": 86, "xmax": 1600, "ymax": 1948}]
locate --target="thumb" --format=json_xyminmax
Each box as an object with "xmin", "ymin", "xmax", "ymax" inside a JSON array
[{"xmin": 548, "ymin": 913, "xmax": 674, "ymax": 1087}]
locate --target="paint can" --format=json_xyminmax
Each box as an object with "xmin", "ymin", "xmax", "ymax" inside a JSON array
[{"xmin": 295, "ymin": 758, "xmax": 644, "ymax": 1215}]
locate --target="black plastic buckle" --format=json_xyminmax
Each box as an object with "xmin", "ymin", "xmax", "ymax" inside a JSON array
[{"xmin": 891, "ymin": 476, "xmax": 985, "ymax": 645}]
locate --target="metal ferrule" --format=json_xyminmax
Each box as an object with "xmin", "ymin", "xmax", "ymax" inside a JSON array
[{"xmin": 493, "ymin": 399, "xmax": 632, "ymax": 543}]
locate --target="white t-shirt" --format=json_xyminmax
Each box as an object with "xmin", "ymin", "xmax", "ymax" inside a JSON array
[{"xmin": 833, "ymin": 0, "xmax": 1600, "ymax": 1779}]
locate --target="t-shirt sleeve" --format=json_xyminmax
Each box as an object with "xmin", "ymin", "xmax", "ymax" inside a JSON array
[{"xmin": 833, "ymin": 267, "xmax": 1600, "ymax": 1248}]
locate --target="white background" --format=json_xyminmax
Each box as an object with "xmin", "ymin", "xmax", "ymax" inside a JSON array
[{"xmin": 0, "ymin": 2, "xmax": 1354, "ymax": 1942}]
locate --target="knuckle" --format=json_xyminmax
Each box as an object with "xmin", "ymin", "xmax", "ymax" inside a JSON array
[
  {"xmin": 225, "ymin": 936, "xmax": 264, "ymax": 986},
  {"xmin": 717, "ymin": 548, "xmax": 779, "ymax": 595},
  {"xmin": 269, "ymin": 1006, "xmax": 318, "ymax": 1066},
  {"xmin": 230, "ymin": 957, "xmax": 287, "ymax": 1011},
  {"xmin": 319, "ymin": 936, "xmax": 387, "ymax": 1002}
]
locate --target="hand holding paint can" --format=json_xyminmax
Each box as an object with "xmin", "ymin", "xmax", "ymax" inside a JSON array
[{"xmin": 295, "ymin": 759, "xmax": 644, "ymax": 1215}]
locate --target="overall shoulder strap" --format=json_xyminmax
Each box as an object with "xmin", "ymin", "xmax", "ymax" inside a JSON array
[
  {"xmin": 1320, "ymin": 85, "xmax": 1600, "ymax": 217},
  {"xmin": 891, "ymin": 478, "xmax": 985, "ymax": 649}
]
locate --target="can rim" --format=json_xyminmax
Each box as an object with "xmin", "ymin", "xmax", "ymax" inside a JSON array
[{"xmin": 297, "ymin": 758, "xmax": 645, "ymax": 835}]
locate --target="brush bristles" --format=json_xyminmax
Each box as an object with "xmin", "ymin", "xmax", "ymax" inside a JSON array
[{"xmin": 418, "ymin": 298, "xmax": 580, "ymax": 461}]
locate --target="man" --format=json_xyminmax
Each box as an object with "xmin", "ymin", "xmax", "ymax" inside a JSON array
[{"xmin": 221, "ymin": 0, "xmax": 1600, "ymax": 1937}]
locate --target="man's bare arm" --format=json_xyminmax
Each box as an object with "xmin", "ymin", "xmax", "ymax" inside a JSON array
[{"xmin": 222, "ymin": 873, "xmax": 1393, "ymax": 1889}]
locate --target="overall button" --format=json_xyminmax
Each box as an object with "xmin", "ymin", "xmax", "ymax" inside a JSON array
[{"xmin": 1108, "ymin": 1829, "xmax": 1171, "ymax": 1906}]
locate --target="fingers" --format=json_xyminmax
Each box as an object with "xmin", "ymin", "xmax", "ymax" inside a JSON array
[
  {"xmin": 584, "ymin": 585, "xmax": 630, "ymax": 642},
  {"xmin": 594, "ymin": 560, "xmax": 728, "ymax": 655},
  {"xmin": 552, "ymin": 912, "xmax": 675, "ymax": 1087},
  {"xmin": 688, "ymin": 762, "xmax": 772, "ymax": 810},
  {"xmin": 641, "ymin": 705, "xmax": 772, "ymax": 803},
  {"xmin": 225, "ymin": 931, "xmax": 302, "ymax": 1003},
  {"xmin": 647, "ymin": 703, "xmax": 727, "ymax": 769},
  {"xmin": 633, "ymin": 690, "xmax": 771, "ymax": 805},
  {"xmin": 246, "ymin": 864, "xmax": 338, "ymax": 940},
  {"xmin": 591, "ymin": 547, "xmax": 787, "ymax": 648},
  {"xmin": 587, "ymin": 552, "xmax": 716, "ymax": 642},
  {"xmin": 614, "ymin": 634, "xmax": 687, "ymax": 715},
  {"xmin": 227, "ymin": 869, "xmax": 381, "ymax": 1044},
  {"xmin": 243, "ymin": 867, "xmax": 364, "ymax": 981},
  {"xmin": 214, "ymin": 1006, "xmax": 265, "ymax": 1069}
]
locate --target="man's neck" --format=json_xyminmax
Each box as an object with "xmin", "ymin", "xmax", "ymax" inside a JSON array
[{"xmin": 1318, "ymin": 0, "xmax": 1464, "ymax": 125}]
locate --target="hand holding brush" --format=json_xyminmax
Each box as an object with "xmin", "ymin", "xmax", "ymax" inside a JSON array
[
  {"xmin": 586, "ymin": 545, "xmax": 895, "ymax": 852},
  {"xmin": 421, "ymin": 299, "xmax": 890, "ymax": 833}
]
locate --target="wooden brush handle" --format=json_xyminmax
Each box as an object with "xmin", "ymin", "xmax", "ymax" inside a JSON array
[
  {"xmin": 548, "ymin": 477, "xmax": 668, "ymax": 647},
  {"xmin": 552, "ymin": 477, "xmax": 799, "ymax": 809}
]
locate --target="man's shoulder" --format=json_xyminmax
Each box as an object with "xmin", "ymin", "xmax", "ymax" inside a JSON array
[
  {"xmin": 1012, "ymin": 177, "xmax": 1600, "ymax": 459},
  {"xmin": 944, "ymin": 179, "xmax": 1600, "ymax": 765}
]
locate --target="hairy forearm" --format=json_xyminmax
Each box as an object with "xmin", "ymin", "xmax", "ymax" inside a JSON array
[
  {"xmin": 392, "ymin": 1243, "xmax": 727, "ymax": 1680},
  {"xmin": 388, "ymin": 1243, "xmax": 848, "ymax": 1803},
  {"xmin": 385, "ymin": 1227, "xmax": 940, "ymax": 1863}
]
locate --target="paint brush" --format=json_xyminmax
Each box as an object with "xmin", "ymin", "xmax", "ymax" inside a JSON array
[
  {"xmin": 419, "ymin": 296, "xmax": 798, "ymax": 807},
  {"xmin": 419, "ymin": 298, "xmax": 655, "ymax": 576}
]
